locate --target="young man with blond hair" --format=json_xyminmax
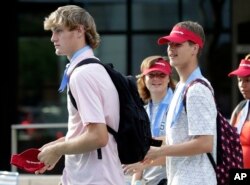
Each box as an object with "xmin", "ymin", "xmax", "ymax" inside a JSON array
[{"xmin": 35, "ymin": 5, "xmax": 126, "ymax": 185}]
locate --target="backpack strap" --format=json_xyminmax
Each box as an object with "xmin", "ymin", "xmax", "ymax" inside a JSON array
[
  {"xmin": 68, "ymin": 90, "xmax": 77, "ymax": 110},
  {"xmin": 68, "ymin": 58, "xmax": 113, "ymax": 111},
  {"xmin": 207, "ymin": 153, "xmax": 216, "ymax": 171},
  {"xmin": 234, "ymin": 100, "xmax": 248, "ymax": 115},
  {"xmin": 183, "ymin": 78, "xmax": 217, "ymax": 172},
  {"xmin": 68, "ymin": 58, "xmax": 101, "ymax": 110},
  {"xmin": 68, "ymin": 58, "xmax": 109, "ymax": 160},
  {"xmin": 183, "ymin": 78, "xmax": 214, "ymax": 111},
  {"xmin": 230, "ymin": 99, "xmax": 247, "ymax": 126},
  {"xmin": 69, "ymin": 86, "xmax": 103, "ymax": 159}
]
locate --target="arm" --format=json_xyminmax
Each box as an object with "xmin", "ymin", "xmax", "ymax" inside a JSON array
[
  {"xmin": 123, "ymin": 156, "xmax": 166, "ymax": 174},
  {"xmin": 36, "ymin": 123, "xmax": 108, "ymax": 174},
  {"xmin": 144, "ymin": 135, "xmax": 213, "ymax": 162},
  {"xmin": 39, "ymin": 136, "xmax": 65, "ymax": 150},
  {"xmin": 55, "ymin": 123, "xmax": 108, "ymax": 154},
  {"xmin": 163, "ymin": 135, "xmax": 213, "ymax": 156},
  {"xmin": 145, "ymin": 83, "xmax": 215, "ymax": 161}
]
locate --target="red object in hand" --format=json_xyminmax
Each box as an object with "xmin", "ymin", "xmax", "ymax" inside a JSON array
[{"xmin": 10, "ymin": 148, "xmax": 45, "ymax": 173}]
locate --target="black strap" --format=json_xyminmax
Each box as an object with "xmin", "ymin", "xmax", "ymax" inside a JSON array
[
  {"xmin": 97, "ymin": 149, "xmax": 102, "ymax": 159},
  {"xmin": 68, "ymin": 89, "xmax": 77, "ymax": 110},
  {"xmin": 68, "ymin": 58, "xmax": 112, "ymax": 111},
  {"xmin": 183, "ymin": 79, "xmax": 214, "ymax": 111},
  {"xmin": 150, "ymin": 138, "xmax": 163, "ymax": 147},
  {"xmin": 107, "ymin": 125, "xmax": 118, "ymax": 140},
  {"xmin": 68, "ymin": 58, "xmax": 105, "ymax": 160},
  {"xmin": 207, "ymin": 153, "xmax": 216, "ymax": 172}
]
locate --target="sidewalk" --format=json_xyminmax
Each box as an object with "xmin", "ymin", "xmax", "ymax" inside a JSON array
[
  {"xmin": 19, "ymin": 175, "xmax": 60, "ymax": 185},
  {"xmin": 18, "ymin": 174, "xmax": 132, "ymax": 185}
]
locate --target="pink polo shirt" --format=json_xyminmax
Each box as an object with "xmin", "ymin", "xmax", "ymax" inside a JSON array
[{"xmin": 61, "ymin": 51, "xmax": 125, "ymax": 185}]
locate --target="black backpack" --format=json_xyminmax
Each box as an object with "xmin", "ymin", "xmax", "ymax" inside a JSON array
[
  {"xmin": 68, "ymin": 58, "xmax": 162, "ymax": 164},
  {"xmin": 183, "ymin": 79, "xmax": 243, "ymax": 185}
]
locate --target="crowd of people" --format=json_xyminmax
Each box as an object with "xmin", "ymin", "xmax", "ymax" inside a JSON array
[{"xmin": 25, "ymin": 4, "xmax": 249, "ymax": 185}]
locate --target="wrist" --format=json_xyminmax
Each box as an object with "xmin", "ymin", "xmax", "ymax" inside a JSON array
[
  {"xmin": 134, "ymin": 180, "xmax": 142, "ymax": 185},
  {"xmin": 159, "ymin": 145, "xmax": 166, "ymax": 157}
]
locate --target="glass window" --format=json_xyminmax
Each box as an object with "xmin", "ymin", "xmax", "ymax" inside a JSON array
[
  {"xmin": 182, "ymin": 0, "xmax": 213, "ymax": 27},
  {"xmin": 19, "ymin": 12, "xmax": 46, "ymax": 35},
  {"xmin": 222, "ymin": 0, "xmax": 230, "ymax": 29},
  {"xmin": 132, "ymin": 35, "xmax": 167, "ymax": 75},
  {"xmin": 96, "ymin": 35, "xmax": 127, "ymax": 74},
  {"xmin": 86, "ymin": 2, "xmax": 126, "ymax": 31},
  {"xmin": 183, "ymin": 0, "xmax": 230, "ymax": 29},
  {"xmin": 132, "ymin": 0, "xmax": 179, "ymax": 30},
  {"xmin": 18, "ymin": 37, "xmax": 68, "ymax": 123}
]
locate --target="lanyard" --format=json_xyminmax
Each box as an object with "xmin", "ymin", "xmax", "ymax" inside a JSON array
[
  {"xmin": 148, "ymin": 88, "xmax": 173, "ymax": 137},
  {"xmin": 169, "ymin": 67, "xmax": 204, "ymax": 127},
  {"xmin": 58, "ymin": 46, "xmax": 91, "ymax": 92}
]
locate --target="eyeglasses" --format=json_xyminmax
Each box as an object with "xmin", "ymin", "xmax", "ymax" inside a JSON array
[{"xmin": 146, "ymin": 73, "xmax": 167, "ymax": 79}]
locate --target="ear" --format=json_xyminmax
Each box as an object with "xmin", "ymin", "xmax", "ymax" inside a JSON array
[
  {"xmin": 192, "ymin": 43, "xmax": 199, "ymax": 55},
  {"xmin": 76, "ymin": 25, "xmax": 85, "ymax": 37}
]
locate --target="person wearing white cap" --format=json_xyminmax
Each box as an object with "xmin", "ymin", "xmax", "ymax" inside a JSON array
[
  {"xmin": 143, "ymin": 21, "xmax": 217, "ymax": 185},
  {"xmin": 123, "ymin": 56, "xmax": 175, "ymax": 185},
  {"xmin": 228, "ymin": 54, "xmax": 250, "ymax": 169}
]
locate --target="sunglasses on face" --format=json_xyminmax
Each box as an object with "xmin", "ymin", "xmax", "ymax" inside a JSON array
[{"xmin": 146, "ymin": 73, "xmax": 167, "ymax": 79}]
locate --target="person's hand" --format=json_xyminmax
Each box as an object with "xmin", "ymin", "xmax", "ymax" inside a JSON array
[
  {"xmin": 35, "ymin": 144, "xmax": 62, "ymax": 174},
  {"xmin": 143, "ymin": 146, "xmax": 163, "ymax": 165},
  {"xmin": 35, "ymin": 163, "xmax": 55, "ymax": 175},
  {"xmin": 122, "ymin": 162, "xmax": 144, "ymax": 175}
]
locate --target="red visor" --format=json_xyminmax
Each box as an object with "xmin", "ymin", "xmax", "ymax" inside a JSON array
[
  {"xmin": 158, "ymin": 26, "xmax": 204, "ymax": 48},
  {"xmin": 228, "ymin": 59, "xmax": 250, "ymax": 77},
  {"xmin": 10, "ymin": 148, "xmax": 45, "ymax": 173},
  {"xmin": 143, "ymin": 58, "xmax": 171, "ymax": 75}
]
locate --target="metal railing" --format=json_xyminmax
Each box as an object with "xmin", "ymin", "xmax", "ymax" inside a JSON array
[{"xmin": 11, "ymin": 123, "xmax": 67, "ymax": 172}]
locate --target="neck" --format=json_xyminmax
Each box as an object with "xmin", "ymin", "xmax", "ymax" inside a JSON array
[
  {"xmin": 176, "ymin": 62, "xmax": 198, "ymax": 83},
  {"xmin": 69, "ymin": 44, "xmax": 89, "ymax": 60},
  {"xmin": 151, "ymin": 90, "xmax": 167, "ymax": 104}
]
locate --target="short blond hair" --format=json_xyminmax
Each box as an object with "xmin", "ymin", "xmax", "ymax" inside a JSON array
[{"xmin": 44, "ymin": 5, "xmax": 100, "ymax": 49}]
